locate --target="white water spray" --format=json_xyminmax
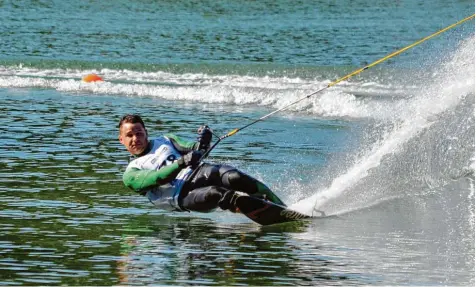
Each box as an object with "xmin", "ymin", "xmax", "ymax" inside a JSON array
[{"xmin": 290, "ymin": 36, "xmax": 475, "ymax": 216}]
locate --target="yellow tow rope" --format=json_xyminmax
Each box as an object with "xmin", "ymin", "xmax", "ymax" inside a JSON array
[{"xmin": 203, "ymin": 14, "xmax": 475, "ymax": 158}]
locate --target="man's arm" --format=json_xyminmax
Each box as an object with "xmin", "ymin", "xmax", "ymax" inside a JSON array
[
  {"xmin": 166, "ymin": 126, "xmax": 212, "ymax": 154},
  {"xmin": 165, "ymin": 133, "xmax": 199, "ymax": 154},
  {"xmin": 123, "ymin": 162, "xmax": 183, "ymax": 194}
]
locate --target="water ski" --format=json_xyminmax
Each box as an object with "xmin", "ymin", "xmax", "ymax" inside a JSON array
[{"xmin": 234, "ymin": 193, "xmax": 312, "ymax": 226}]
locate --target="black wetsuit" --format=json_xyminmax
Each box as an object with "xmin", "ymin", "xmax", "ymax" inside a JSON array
[{"xmin": 122, "ymin": 134, "xmax": 283, "ymax": 213}]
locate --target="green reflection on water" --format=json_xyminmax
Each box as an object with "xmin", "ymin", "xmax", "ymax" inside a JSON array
[{"xmin": 0, "ymin": 89, "xmax": 350, "ymax": 285}]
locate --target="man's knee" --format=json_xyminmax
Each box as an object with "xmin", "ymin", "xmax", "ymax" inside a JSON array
[{"xmin": 221, "ymin": 170, "xmax": 258, "ymax": 194}]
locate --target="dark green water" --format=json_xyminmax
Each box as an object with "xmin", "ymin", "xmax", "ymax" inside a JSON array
[
  {"xmin": 0, "ymin": 0, "xmax": 474, "ymax": 285},
  {"xmin": 0, "ymin": 90, "xmax": 356, "ymax": 285}
]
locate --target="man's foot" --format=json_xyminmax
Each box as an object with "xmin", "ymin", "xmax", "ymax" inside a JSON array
[
  {"xmin": 218, "ymin": 190, "xmax": 233, "ymax": 210},
  {"xmin": 218, "ymin": 191, "xmax": 246, "ymax": 213}
]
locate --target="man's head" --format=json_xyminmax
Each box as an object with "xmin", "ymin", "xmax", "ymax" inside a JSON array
[{"xmin": 118, "ymin": 114, "xmax": 148, "ymax": 155}]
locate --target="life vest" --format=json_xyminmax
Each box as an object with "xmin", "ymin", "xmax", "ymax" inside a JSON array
[{"xmin": 127, "ymin": 136, "xmax": 193, "ymax": 211}]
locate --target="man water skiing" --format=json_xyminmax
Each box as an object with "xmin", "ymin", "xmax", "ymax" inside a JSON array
[{"xmin": 118, "ymin": 114, "xmax": 285, "ymax": 213}]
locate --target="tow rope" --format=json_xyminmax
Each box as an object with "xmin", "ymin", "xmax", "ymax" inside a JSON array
[{"xmin": 202, "ymin": 14, "xmax": 475, "ymax": 160}]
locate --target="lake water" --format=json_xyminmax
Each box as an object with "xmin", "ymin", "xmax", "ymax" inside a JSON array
[{"xmin": 0, "ymin": 0, "xmax": 474, "ymax": 285}]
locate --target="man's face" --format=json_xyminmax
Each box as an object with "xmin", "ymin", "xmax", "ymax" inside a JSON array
[{"xmin": 119, "ymin": 122, "xmax": 148, "ymax": 155}]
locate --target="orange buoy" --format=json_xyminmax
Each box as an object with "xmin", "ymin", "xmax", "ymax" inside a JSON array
[{"xmin": 82, "ymin": 73, "xmax": 103, "ymax": 83}]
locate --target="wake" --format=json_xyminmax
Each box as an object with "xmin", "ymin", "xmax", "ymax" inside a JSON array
[{"xmin": 290, "ymin": 36, "xmax": 475, "ymax": 216}]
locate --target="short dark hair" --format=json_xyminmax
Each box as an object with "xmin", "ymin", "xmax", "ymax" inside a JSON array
[{"xmin": 118, "ymin": 114, "xmax": 146, "ymax": 129}]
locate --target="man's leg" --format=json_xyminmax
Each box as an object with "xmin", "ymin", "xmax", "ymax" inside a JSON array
[
  {"xmin": 185, "ymin": 163, "xmax": 285, "ymax": 207},
  {"xmin": 181, "ymin": 186, "xmax": 228, "ymax": 212},
  {"xmin": 218, "ymin": 166, "xmax": 286, "ymax": 206}
]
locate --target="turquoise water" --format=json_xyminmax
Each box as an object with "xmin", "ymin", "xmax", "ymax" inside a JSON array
[
  {"xmin": 0, "ymin": 0, "xmax": 474, "ymax": 285},
  {"xmin": 0, "ymin": 0, "xmax": 472, "ymax": 66}
]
